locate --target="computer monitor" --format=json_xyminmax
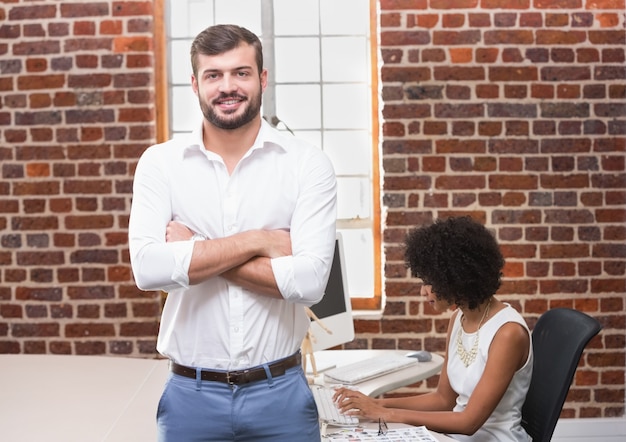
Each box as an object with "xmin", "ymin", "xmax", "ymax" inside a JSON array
[{"xmin": 308, "ymin": 233, "xmax": 355, "ymax": 352}]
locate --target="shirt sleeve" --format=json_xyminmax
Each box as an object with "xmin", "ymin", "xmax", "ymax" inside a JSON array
[
  {"xmin": 128, "ymin": 145, "xmax": 194, "ymax": 291},
  {"xmin": 272, "ymin": 146, "xmax": 337, "ymax": 306}
]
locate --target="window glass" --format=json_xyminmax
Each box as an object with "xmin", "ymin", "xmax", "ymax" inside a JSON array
[
  {"xmin": 340, "ymin": 228, "xmax": 375, "ymax": 298},
  {"xmin": 171, "ymin": 86, "xmax": 201, "ymax": 132},
  {"xmin": 337, "ymin": 177, "xmax": 371, "ymax": 219},
  {"xmin": 274, "ymin": 37, "xmax": 320, "ymax": 83},
  {"xmin": 274, "ymin": 0, "xmax": 319, "ymax": 35},
  {"xmin": 170, "ymin": 40, "xmax": 193, "ymax": 83},
  {"xmin": 321, "ymin": 37, "xmax": 368, "ymax": 82},
  {"xmin": 323, "ymin": 84, "xmax": 370, "ymax": 129},
  {"xmin": 169, "ymin": 0, "xmax": 214, "ymax": 38},
  {"xmin": 324, "ymin": 131, "xmax": 371, "ymax": 176},
  {"xmin": 320, "ymin": 0, "xmax": 369, "ymax": 34},
  {"xmin": 215, "ymin": 0, "xmax": 262, "ymax": 33},
  {"xmin": 275, "ymin": 84, "xmax": 322, "ymax": 129}
]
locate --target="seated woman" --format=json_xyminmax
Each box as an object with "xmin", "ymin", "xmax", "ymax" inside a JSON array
[{"xmin": 335, "ymin": 216, "xmax": 533, "ymax": 441}]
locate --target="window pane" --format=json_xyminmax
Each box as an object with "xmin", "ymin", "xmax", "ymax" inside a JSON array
[
  {"xmin": 324, "ymin": 130, "xmax": 371, "ymax": 176},
  {"xmin": 170, "ymin": 40, "xmax": 193, "ymax": 84},
  {"xmin": 169, "ymin": 0, "xmax": 214, "ymax": 38},
  {"xmin": 171, "ymin": 85, "xmax": 201, "ymax": 132},
  {"xmin": 339, "ymin": 228, "xmax": 375, "ymax": 297},
  {"xmin": 323, "ymin": 84, "xmax": 370, "ymax": 129},
  {"xmin": 215, "ymin": 0, "xmax": 262, "ymax": 33},
  {"xmin": 275, "ymin": 84, "xmax": 321, "ymax": 129},
  {"xmin": 320, "ymin": 0, "xmax": 369, "ymax": 35},
  {"xmin": 322, "ymin": 36, "xmax": 368, "ymax": 83},
  {"xmin": 337, "ymin": 177, "xmax": 371, "ymax": 219},
  {"xmin": 291, "ymin": 130, "xmax": 322, "ymax": 148},
  {"xmin": 274, "ymin": 0, "xmax": 319, "ymax": 35},
  {"xmin": 274, "ymin": 37, "xmax": 320, "ymax": 83}
]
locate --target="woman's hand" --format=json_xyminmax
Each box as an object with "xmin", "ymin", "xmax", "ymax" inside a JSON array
[{"xmin": 333, "ymin": 387, "xmax": 388, "ymax": 421}]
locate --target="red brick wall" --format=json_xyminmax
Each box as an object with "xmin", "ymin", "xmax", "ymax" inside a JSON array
[
  {"xmin": 357, "ymin": 0, "xmax": 625, "ymax": 419},
  {"xmin": 0, "ymin": 0, "xmax": 624, "ymax": 420},
  {"xmin": 0, "ymin": 1, "xmax": 160, "ymax": 357}
]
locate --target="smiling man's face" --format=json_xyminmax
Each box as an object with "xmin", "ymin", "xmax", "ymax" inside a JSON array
[{"xmin": 192, "ymin": 43, "xmax": 267, "ymax": 130}]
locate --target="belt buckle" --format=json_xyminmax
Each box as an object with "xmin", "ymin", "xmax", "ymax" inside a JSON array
[{"xmin": 226, "ymin": 371, "xmax": 234, "ymax": 385}]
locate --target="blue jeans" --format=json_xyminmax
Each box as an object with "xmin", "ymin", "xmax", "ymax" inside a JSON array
[{"xmin": 157, "ymin": 362, "xmax": 320, "ymax": 441}]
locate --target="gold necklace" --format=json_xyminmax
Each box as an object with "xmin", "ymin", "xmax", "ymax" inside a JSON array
[{"xmin": 456, "ymin": 298, "xmax": 492, "ymax": 367}]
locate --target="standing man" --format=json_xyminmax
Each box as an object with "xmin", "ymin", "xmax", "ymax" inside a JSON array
[{"xmin": 128, "ymin": 24, "xmax": 337, "ymax": 441}]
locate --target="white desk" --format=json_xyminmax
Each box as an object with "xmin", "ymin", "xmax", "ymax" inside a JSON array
[
  {"xmin": 310, "ymin": 349, "xmax": 444, "ymax": 397},
  {"xmin": 0, "ymin": 351, "xmax": 444, "ymax": 441},
  {"xmin": 0, "ymin": 354, "xmax": 169, "ymax": 442}
]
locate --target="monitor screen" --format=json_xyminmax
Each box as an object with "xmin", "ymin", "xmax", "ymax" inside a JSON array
[{"xmin": 308, "ymin": 233, "xmax": 355, "ymax": 352}]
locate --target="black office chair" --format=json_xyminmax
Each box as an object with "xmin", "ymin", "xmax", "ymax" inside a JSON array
[{"xmin": 521, "ymin": 308, "xmax": 602, "ymax": 442}]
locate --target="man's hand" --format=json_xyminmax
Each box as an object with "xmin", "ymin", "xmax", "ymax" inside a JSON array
[{"xmin": 166, "ymin": 221, "xmax": 194, "ymax": 242}]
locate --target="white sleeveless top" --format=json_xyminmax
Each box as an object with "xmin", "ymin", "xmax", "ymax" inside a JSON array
[{"xmin": 448, "ymin": 304, "xmax": 533, "ymax": 442}]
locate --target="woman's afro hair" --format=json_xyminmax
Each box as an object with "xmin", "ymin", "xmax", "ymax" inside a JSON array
[{"xmin": 404, "ymin": 216, "xmax": 504, "ymax": 310}]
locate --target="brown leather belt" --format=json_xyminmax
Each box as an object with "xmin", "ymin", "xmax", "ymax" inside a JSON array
[{"xmin": 170, "ymin": 352, "xmax": 301, "ymax": 385}]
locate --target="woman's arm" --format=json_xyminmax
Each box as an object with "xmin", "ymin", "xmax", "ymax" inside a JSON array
[
  {"xmin": 336, "ymin": 314, "xmax": 530, "ymax": 436},
  {"xmin": 335, "ymin": 313, "xmax": 458, "ymax": 416}
]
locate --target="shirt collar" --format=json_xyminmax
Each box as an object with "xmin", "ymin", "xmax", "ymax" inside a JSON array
[{"xmin": 182, "ymin": 118, "xmax": 288, "ymax": 156}]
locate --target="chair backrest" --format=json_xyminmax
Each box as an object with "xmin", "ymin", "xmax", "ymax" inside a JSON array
[{"xmin": 521, "ymin": 308, "xmax": 602, "ymax": 442}]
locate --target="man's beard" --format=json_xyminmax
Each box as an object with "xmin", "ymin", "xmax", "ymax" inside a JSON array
[{"xmin": 199, "ymin": 88, "xmax": 262, "ymax": 130}]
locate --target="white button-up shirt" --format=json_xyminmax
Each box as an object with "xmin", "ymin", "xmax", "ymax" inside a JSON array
[{"xmin": 128, "ymin": 120, "xmax": 337, "ymax": 369}]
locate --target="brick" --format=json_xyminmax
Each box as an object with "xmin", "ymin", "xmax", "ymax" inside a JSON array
[
  {"xmin": 13, "ymin": 41, "xmax": 61, "ymax": 56},
  {"xmin": 126, "ymin": 54, "xmax": 152, "ymax": 68},
  {"xmin": 490, "ymin": 175, "xmax": 538, "ymax": 190},
  {"xmin": 60, "ymin": 3, "xmax": 109, "ymax": 17},
  {"xmin": 451, "ymin": 121, "xmax": 474, "ymax": 135},
  {"xmin": 66, "ymin": 322, "xmax": 115, "ymax": 338},
  {"xmin": 75, "ymin": 341, "xmax": 107, "ymax": 355},
  {"xmin": 436, "ymin": 175, "xmax": 486, "ymax": 190},
  {"xmin": 113, "ymin": 36, "xmax": 152, "ymax": 52},
  {"xmin": 69, "ymin": 306, "xmax": 100, "ymax": 320},
  {"xmin": 434, "ymin": 66, "xmax": 485, "ymax": 81},
  {"xmin": 119, "ymin": 321, "xmax": 159, "ymax": 337},
  {"xmin": 438, "ymin": 139, "xmax": 485, "ymax": 154},
  {"xmin": 119, "ymin": 107, "xmax": 153, "ymax": 122},
  {"xmin": 64, "ymin": 38, "xmax": 112, "ymax": 52},
  {"xmin": 490, "ymin": 66, "xmax": 538, "ymax": 82},
  {"xmin": 433, "ymin": 30, "xmax": 480, "ymax": 45},
  {"xmin": 8, "ymin": 5, "xmax": 57, "ymax": 20},
  {"xmin": 436, "ymin": 103, "xmax": 483, "ymax": 118},
  {"xmin": 421, "ymin": 48, "xmax": 446, "ymax": 62},
  {"xmin": 469, "ymin": 13, "xmax": 491, "ymax": 27},
  {"xmin": 381, "ymin": 31, "xmax": 430, "ymax": 46},
  {"xmin": 494, "ymin": 13, "xmax": 517, "ymax": 27},
  {"xmin": 411, "ymin": 13, "xmax": 438, "ymax": 29},
  {"xmin": 484, "ymin": 30, "xmax": 534, "ymax": 45},
  {"xmin": 12, "ymin": 323, "xmax": 59, "ymax": 337},
  {"xmin": 449, "ymin": 48, "xmax": 472, "ymax": 63},
  {"xmin": 589, "ymin": 30, "xmax": 626, "ymax": 45},
  {"xmin": 110, "ymin": 340, "xmax": 133, "ymax": 354},
  {"xmin": 382, "ymin": 12, "xmax": 402, "ymax": 27},
  {"xmin": 73, "ymin": 20, "xmax": 96, "ymax": 35},
  {"xmin": 112, "ymin": 1, "xmax": 153, "ymax": 16},
  {"xmin": 602, "ymin": 48, "xmax": 625, "ymax": 64}
]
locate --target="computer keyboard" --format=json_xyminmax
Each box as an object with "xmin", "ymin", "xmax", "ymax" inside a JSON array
[
  {"xmin": 323, "ymin": 353, "xmax": 418, "ymax": 385},
  {"xmin": 311, "ymin": 385, "xmax": 359, "ymax": 426}
]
